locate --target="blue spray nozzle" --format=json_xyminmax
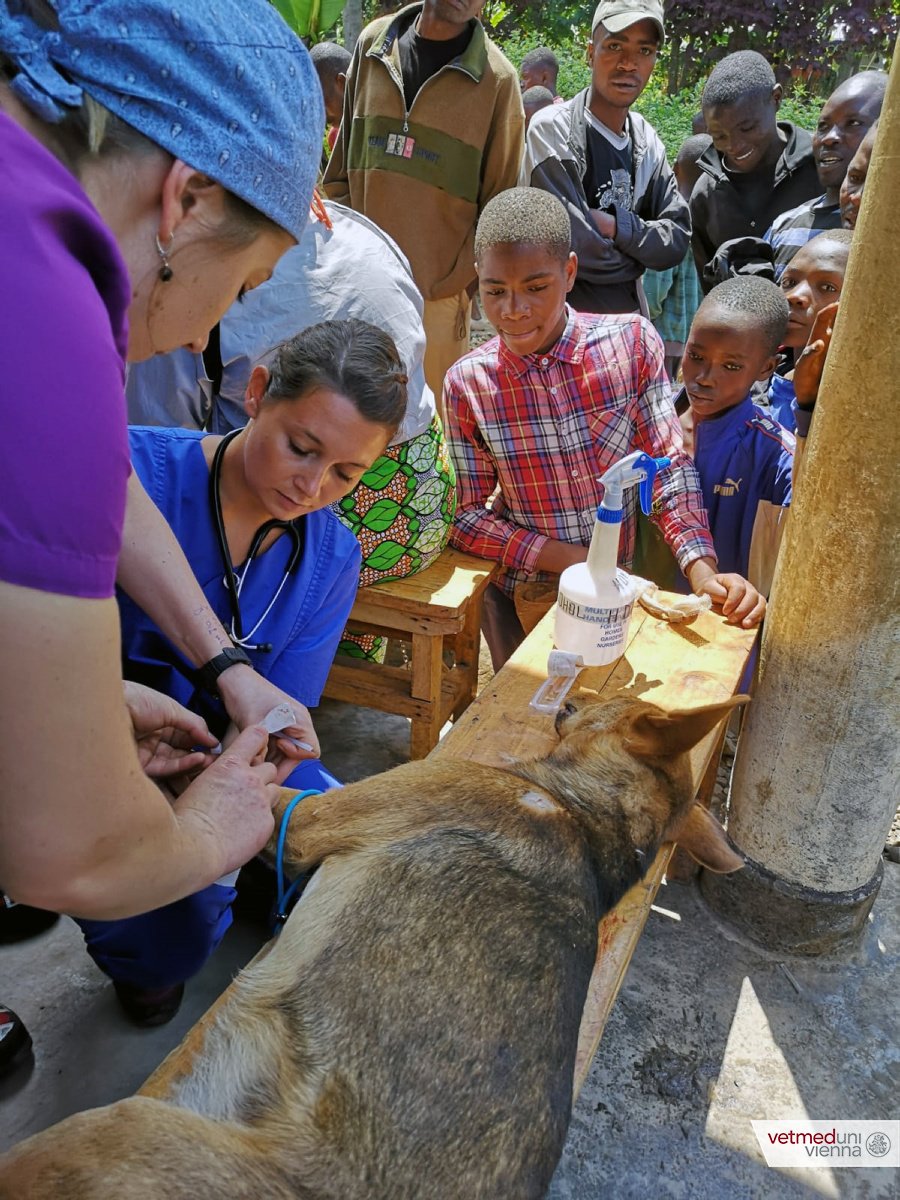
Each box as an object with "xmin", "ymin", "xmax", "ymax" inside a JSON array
[
  {"xmin": 598, "ymin": 452, "xmax": 671, "ymax": 518},
  {"xmin": 639, "ymin": 455, "xmax": 670, "ymax": 515}
]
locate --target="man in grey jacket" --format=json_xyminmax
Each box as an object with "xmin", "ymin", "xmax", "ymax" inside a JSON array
[{"xmin": 520, "ymin": 0, "xmax": 689, "ymax": 314}]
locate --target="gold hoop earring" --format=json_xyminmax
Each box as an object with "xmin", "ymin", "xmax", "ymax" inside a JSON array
[{"xmin": 155, "ymin": 234, "xmax": 175, "ymax": 282}]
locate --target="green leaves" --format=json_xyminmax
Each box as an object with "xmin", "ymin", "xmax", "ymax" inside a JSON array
[
  {"xmin": 364, "ymin": 540, "xmax": 408, "ymax": 572},
  {"xmin": 270, "ymin": 0, "xmax": 347, "ymax": 39},
  {"xmin": 482, "ymin": 1, "xmax": 512, "ymax": 30},
  {"xmin": 361, "ymin": 498, "xmax": 402, "ymax": 532},
  {"xmin": 362, "ymin": 457, "xmax": 401, "ymax": 490},
  {"xmin": 406, "ymin": 477, "xmax": 446, "ymax": 516},
  {"xmin": 405, "ymin": 435, "xmax": 438, "ymax": 473},
  {"xmin": 414, "ymin": 521, "xmax": 450, "ymax": 556}
]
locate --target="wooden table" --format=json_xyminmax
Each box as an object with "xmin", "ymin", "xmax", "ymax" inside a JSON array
[{"xmin": 143, "ymin": 598, "xmax": 756, "ymax": 1101}]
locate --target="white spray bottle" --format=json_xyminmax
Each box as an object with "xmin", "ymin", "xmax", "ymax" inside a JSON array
[
  {"xmin": 531, "ymin": 451, "xmax": 670, "ymax": 713},
  {"xmin": 555, "ymin": 450, "xmax": 671, "ymax": 664}
]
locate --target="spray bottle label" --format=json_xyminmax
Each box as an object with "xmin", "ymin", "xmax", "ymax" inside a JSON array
[{"xmin": 558, "ymin": 595, "xmax": 632, "ymax": 625}]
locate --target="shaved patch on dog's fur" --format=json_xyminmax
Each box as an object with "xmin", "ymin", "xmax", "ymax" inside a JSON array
[{"xmin": 519, "ymin": 788, "xmax": 561, "ymax": 813}]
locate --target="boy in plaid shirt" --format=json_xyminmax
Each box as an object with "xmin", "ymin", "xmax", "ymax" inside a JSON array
[{"xmin": 444, "ymin": 188, "xmax": 764, "ymax": 668}]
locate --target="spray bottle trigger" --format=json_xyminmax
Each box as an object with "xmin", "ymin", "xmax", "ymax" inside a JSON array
[{"xmin": 638, "ymin": 455, "xmax": 671, "ymax": 515}]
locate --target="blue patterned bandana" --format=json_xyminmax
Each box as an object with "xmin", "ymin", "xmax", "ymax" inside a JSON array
[{"xmin": 0, "ymin": 1, "xmax": 324, "ymax": 240}]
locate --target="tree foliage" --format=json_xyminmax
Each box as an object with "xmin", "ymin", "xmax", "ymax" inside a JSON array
[
  {"xmin": 480, "ymin": 0, "xmax": 897, "ymax": 94},
  {"xmin": 660, "ymin": 1, "xmax": 895, "ymax": 91},
  {"xmin": 271, "ymin": 0, "xmax": 348, "ymax": 41}
]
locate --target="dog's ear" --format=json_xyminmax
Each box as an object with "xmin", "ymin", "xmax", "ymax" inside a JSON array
[
  {"xmin": 622, "ymin": 695, "xmax": 749, "ymax": 760},
  {"xmin": 671, "ymin": 802, "xmax": 744, "ymax": 873}
]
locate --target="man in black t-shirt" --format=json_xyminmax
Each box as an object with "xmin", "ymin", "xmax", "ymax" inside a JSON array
[
  {"xmin": 324, "ymin": 2, "xmax": 523, "ymax": 406},
  {"xmin": 397, "ymin": 8, "xmax": 472, "ymax": 110},
  {"xmin": 521, "ymin": 0, "xmax": 690, "ymax": 315}
]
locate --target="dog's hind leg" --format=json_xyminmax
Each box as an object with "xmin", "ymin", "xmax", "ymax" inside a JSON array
[{"xmin": 0, "ymin": 1097, "xmax": 303, "ymax": 1200}]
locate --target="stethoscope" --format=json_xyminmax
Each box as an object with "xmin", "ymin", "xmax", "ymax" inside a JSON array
[{"xmin": 209, "ymin": 429, "xmax": 305, "ymax": 653}]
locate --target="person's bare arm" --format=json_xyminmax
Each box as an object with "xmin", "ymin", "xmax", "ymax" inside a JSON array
[
  {"xmin": 790, "ymin": 302, "xmax": 838, "ymax": 495},
  {"xmin": 686, "ymin": 557, "xmax": 766, "ymax": 627},
  {"xmin": 0, "ymin": 582, "xmax": 280, "ymax": 920},
  {"xmin": 117, "ymin": 472, "xmax": 319, "ymax": 767},
  {"xmin": 534, "ymin": 540, "xmax": 588, "ymax": 574}
]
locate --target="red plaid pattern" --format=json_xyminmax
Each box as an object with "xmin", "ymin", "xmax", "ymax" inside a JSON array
[{"xmin": 444, "ymin": 307, "xmax": 715, "ymax": 595}]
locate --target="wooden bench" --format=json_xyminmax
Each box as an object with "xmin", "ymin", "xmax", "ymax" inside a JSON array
[
  {"xmin": 321, "ymin": 546, "xmax": 496, "ymax": 759},
  {"xmin": 141, "ymin": 596, "xmax": 756, "ymax": 1104}
]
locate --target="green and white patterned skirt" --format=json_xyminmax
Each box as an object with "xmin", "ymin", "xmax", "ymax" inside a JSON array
[{"xmin": 330, "ymin": 416, "xmax": 456, "ymax": 660}]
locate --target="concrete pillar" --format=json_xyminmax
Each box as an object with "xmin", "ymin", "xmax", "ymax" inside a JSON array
[{"xmin": 701, "ymin": 43, "xmax": 900, "ymax": 954}]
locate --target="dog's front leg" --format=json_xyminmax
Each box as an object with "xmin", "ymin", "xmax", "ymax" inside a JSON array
[
  {"xmin": 268, "ymin": 760, "xmax": 484, "ymax": 873},
  {"xmin": 268, "ymin": 775, "xmax": 417, "ymax": 873}
]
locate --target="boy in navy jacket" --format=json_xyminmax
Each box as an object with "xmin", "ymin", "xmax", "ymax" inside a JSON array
[{"xmin": 678, "ymin": 275, "xmax": 794, "ymax": 596}]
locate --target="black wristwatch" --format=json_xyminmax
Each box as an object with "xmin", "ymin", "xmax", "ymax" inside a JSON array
[{"xmin": 197, "ymin": 646, "xmax": 252, "ymax": 695}]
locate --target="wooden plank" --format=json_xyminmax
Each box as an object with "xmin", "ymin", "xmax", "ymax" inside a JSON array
[
  {"xmin": 344, "ymin": 601, "xmax": 465, "ymax": 638},
  {"xmin": 429, "ymin": 604, "xmax": 652, "ymax": 768},
  {"xmin": 349, "ymin": 548, "xmax": 496, "ymax": 622},
  {"xmin": 450, "ymin": 589, "xmax": 483, "ymax": 721},
  {"xmin": 324, "ymin": 664, "xmax": 465, "ymax": 725},
  {"xmin": 572, "ymin": 847, "xmax": 673, "ymax": 1095},
  {"xmin": 432, "ymin": 600, "xmax": 755, "ymax": 785}
]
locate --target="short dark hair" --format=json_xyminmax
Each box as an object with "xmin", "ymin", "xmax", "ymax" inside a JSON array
[
  {"xmin": 265, "ymin": 319, "xmax": 408, "ymax": 434},
  {"xmin": 833, "ymin": 69, "xmax": 888, "ymax": 108},
  {"xmin": 809, "ymin": 227, "xmax": 853, "ymax": 248},
  {"xmin": 797, "ymin": 227, "xmax": 854, "ymax": 264},
  {"xmin": 521, "ymin": 46, "xmax": 559, "ymax": 76},
  {"xmin": 697, "ymin": 276, "xmax": 789, "ymax": 355},
  {"xmin": 702, "ymin": 51, "xmax": 776, "ymax": 110},
  {"xmin": 475, "ymin": 188, "xmax": 571, "ymax": 264},
  {"xmin": 310, "ymin": 41, "xmax": 351, "ymax": 86},
  {"xmin": 522, "ymin": 86, "xmax": 555, "ymax": 108},
  {"xmin": 676, "ymin": 133, "xmax": 712, "ymax": 168}
]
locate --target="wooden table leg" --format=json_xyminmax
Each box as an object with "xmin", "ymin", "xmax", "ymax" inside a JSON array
[
  {"xmin": 409, "ymin": 632, "xmax": 445, "ymax": 759},
  {"xmin": 450, "ymin": 594, "xmax": 484, "ymax": 722}
]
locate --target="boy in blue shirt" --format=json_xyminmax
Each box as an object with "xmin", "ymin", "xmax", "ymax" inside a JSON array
[
  {"xmin": 768, "ymin": 228, "xmax": 852, "ymax": 431},
  {"xmin": 678, "ymin": 275, "xmax": 793, "ymax": 596}
]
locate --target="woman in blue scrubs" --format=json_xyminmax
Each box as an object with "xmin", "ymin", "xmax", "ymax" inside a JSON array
[{"xmin": 78, "ymin": 319, "xmax": 408, "ymax": 1024}]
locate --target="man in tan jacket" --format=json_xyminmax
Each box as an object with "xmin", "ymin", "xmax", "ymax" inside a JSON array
[{"xmin": 324, "ymin": 1, "xmax": 523, "ymax": 404}]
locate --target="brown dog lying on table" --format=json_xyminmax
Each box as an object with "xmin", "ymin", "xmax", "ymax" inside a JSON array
[{"xmin": 0, "ymin": 694, "xmax": 745, "ymax": 1200}]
